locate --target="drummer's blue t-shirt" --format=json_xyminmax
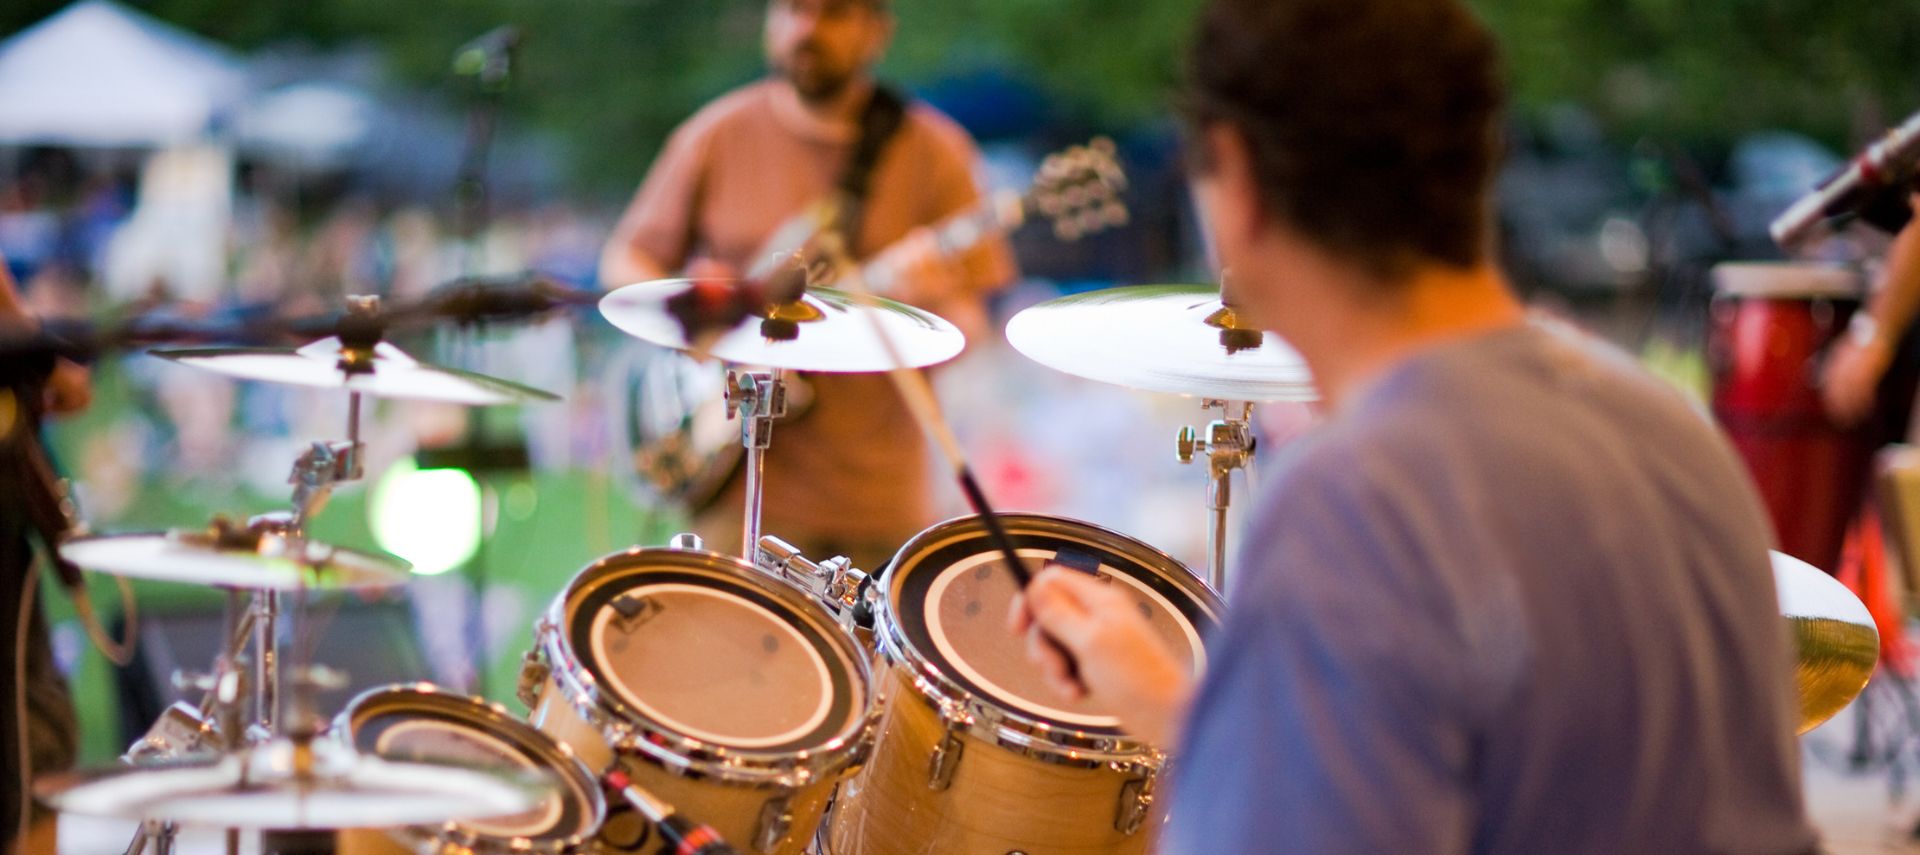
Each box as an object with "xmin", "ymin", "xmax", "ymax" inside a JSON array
[{"xmin": 1163, "ymin": 323, "xmax": 1816, "ymax": 855}]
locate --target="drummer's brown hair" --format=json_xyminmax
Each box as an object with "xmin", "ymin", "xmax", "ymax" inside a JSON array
[{"xmin": 1182, "ymin": 0, "xmax": 1506, "ymax": 281}]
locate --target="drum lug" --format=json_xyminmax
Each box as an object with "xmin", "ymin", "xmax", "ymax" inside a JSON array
[
  {"xmin": 1114, "ymin": 761, "xmax": 1159, "ymax": 835},
  {"xmin": 755, "ymin": 792, "xmax": 795, "ymax": 853},
  {"xmin": 516, "ymin": 641, "xmax": 550, "ymax": 711},
  {"xmin": 927, "ymin": 710, "xmax": 969, "ymax": 791}
]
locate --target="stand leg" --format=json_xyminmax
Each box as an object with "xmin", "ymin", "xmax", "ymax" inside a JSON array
[
  {"xmin": 742, "ymin": 444, "xmax": 766, "ymax": 560},
  {"xmin": 253, "ymin": 591, "xmax": 278, "ymax": 735},
  {"xmin": 1207, "ymin": 471, "xmax": 1230, "ymax": 592},
  {"xmin": 732, "ymin": 369, "xmax": 785, "ymax": 560}
]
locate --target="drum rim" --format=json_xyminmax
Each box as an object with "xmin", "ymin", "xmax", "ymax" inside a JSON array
[
  {"xmin": 1711, "ymin": 260, "xmax": 1863, "ymax": 299},
  {"xmin": 336, "ymin": 682, "xmax": 607, "ymax": 854},
  {"xmin": 873, "ymin": 512, "xmax": 1221, "ymax": 761},
  {"xmin": 536, "ymin": 547, "xmax": 877, "ymax": 785}
]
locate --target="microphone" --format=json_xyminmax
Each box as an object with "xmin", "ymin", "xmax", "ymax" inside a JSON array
[
  {"xmin": 453, "ymin": 25, "xmax": 521, "ymax": 86},
  {"xmin": 1772, "ymin": 110, "xmax": 1920, "ymax": 251}
]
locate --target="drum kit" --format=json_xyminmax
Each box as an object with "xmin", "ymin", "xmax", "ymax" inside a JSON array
[
  {"xmin": 28, "ymin": 252, "xmax": 1259, "ymax": 854},
  {"xmin": 22, "ymin": 247, "xmax": 1886, "ymax": 853}
]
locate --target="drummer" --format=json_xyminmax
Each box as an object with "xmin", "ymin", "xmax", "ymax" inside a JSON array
[{"xmin": 1014, "ymin": 0, "xmax": 1815, "ymax": 852}]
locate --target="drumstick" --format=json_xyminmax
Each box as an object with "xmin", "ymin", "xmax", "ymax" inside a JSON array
[
  {"xmin": 813, "ymin": 231, "xmax": 1031, "ymax": 584},
  {"xmin": 605, "ymin": 769, "xmax": 741, "ymax": 855},
  {"xmin": 810, "ymin": 232, "xmax": 1088, "ymax": 689}
]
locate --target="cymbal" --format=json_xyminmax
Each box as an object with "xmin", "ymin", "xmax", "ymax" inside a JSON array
[
  {"xmin": 36, "ymin": 736, "xmax": 545, "ymax": 829},
  {"xmin": 1005, "ymin": 285, "xmax": 1316, "ymax": 402},
  {"xmin": 1772, "ymin": 550, "xmax": 1879, "ymax": 734},
  {"xmin": 153, "ymin": 337, "xmax": 561, "ymax": 406},
  {"xmin": 61, "ymin": 522, "xmax": 410, "ymax": 590},
  {"xmin": 600, "ymin": 279, "xmax": 965, "ymax": 372}
]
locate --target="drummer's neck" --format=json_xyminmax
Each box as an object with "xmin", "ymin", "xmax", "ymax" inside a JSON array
[{"xmin": 1250, "ymin": 250, "xmax": 1524, "ymax": 412}]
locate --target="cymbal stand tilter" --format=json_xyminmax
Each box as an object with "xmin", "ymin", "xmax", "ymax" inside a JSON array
[
  {"xmin": 728, "ymin": 368, "xmax": 786, "ymax": 559},
  {"xmin": 1176, "ymin": 399, "xmax": 1255, "ymax": 593}
]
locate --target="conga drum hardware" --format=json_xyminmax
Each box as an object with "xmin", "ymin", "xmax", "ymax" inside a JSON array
[
  {"xmin": 829, "ymin": 514, "xmax": 1223, "ymax": 855},
  {"xmin": 521, "ymin": 548, "xmax": 877, "ymax": 854}
]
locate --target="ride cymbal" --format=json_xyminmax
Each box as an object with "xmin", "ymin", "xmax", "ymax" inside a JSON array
[
  {"xmin": 153, "ymin": 338, "xmax": 560, "ymax": 406},
  {"xmin": 600, "ymin": 279, "xmax": 966, "ymax": 373},
  {"xmin": 1005, "ymin": 285, "xmax": 1316, "ymax": 402},
  {"xmin": 1773, "ymin": 550, "xmax": 1878, "ymax": 734}
]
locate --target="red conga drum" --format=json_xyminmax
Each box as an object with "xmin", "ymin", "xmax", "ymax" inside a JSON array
[{"xmin": 1710, "ymin": 261, "xmax": 1872, "ymax": 575}]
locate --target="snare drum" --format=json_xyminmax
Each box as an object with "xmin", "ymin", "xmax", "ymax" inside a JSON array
[
  {"xmin": 519, "ymin": 547, "xmax": 875, "ymax": 855},
  {"xmin": 827, "ymin": 514, "xmax": 1223, "ymax": 855},
  {"xmin": 1710, "ymin": 261, "xmax": 1871, "ymax": 573},
  {"xmin": 334, "ymin": 684, "xmax": 606, "ymax": 855}
]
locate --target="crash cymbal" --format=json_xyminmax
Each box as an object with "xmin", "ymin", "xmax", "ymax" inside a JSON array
[
  {"xmin": 1005, "ymin": 285, "xmax": 1316, "ymax": 402},
  {"xmin": 61, "ymin": 519, "xmax": 410, "ymax": 590},
  {"xmin": 36, "ymin": 736, "xmax": 545, "ymax": 829},
  {"xmin": 1772, "ymin": 550, "xmax": 1878, "ymax": 734},
  {"xmin": 153, "ymin": 337, "xmax": 560, "ymax": 406},
  {"xmin": 600, "ymin": 279, "xmax": 965, "ymax": 372}
]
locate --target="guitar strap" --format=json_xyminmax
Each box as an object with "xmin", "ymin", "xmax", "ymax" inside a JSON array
[{"xmin": 833, "ymin": 83, "xmax": 909, "ymax": 254}]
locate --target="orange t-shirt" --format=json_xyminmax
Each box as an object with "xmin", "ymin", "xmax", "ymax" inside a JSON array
[{"xmin": 610, "ymin": 79, "xmax": 1017, "ymax": 554}]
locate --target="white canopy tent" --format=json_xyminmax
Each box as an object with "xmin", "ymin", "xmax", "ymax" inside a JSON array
[{"xmin": 0, "ymin": 0, "xmax": 246, "ymax": 147}]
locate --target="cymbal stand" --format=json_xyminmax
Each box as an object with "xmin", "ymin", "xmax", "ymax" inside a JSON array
[
  {"xmin": 1176, "ymin": 400, "xmax": 1255, "ymax": 593},
  {"xmin": 729, "ymin": 370, "xmax": 786, "ymax": 559},
  {"xmin": 119, "ymin": 590, "xmax": 254, "ymax": 855}
]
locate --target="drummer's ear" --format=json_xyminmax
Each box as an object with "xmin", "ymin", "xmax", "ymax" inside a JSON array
[{"xmin": 1191, "ymin": 123, "xmax": 1264, "ymax": 267}]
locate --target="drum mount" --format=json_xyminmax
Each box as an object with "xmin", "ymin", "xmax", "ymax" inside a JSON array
[
  {"xmin": 729, "ymin": 368, "xmax": 787, "ymax": 560},
  {"xmin": 1175, "ymin": 399, "xmax": 1255, "ymax": 592}
]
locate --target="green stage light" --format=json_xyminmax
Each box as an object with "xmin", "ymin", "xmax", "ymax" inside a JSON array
[{"xmin": 370, "ymin": 456, "xmax": 483, "ymax": 576}]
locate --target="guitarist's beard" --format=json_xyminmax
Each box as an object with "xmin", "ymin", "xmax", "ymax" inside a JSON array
[{"xmin": 775, "ymin": 44, "xmax": 860, "ymax": 106}]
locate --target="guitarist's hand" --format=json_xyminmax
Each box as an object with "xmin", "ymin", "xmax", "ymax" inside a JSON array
[{"xmin": 869, "ymin": 228, "xmax": 965, "ymax": 307}]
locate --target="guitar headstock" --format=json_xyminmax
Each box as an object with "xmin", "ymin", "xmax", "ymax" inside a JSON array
[{"xmin": 1030, "ymin": 138, "xmax": 1129, "ymax": 241}]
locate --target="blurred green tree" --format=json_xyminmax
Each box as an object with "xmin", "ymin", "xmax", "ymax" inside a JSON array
[{"xmin": 1, "ymin": 0, "xmax": 1915, "ymax": 188}]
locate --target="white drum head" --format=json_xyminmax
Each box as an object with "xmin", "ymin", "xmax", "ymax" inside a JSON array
[
  {"xmin": 561, "ymin": 553, "xmax": 868, "ymax": 754},
  {"xmin": 343, "ymin": 686, "xmax": 603, "ymax": 845}
]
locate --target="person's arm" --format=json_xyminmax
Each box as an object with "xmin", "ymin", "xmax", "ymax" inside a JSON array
[
  {"xmin": 1, "ymin": 253, "xmax": 91, "ymax": 415},
  {"xmin": 1019, "ymin": 459, "xmax": 1480, "ymax": 854},
  {"xmin": 1822, "ymin": 191, "xmax": 1920, "ymax": 425},
  {"xmin": 868, "ymin": 118, "xmax": 1017, "ymax": 308},
  {"xmin": 599, "ymin": 123, "xmax": 711, "ymax": 289}
]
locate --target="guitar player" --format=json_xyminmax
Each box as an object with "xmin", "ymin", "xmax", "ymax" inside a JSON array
[{"xmin": 598, "ymin": 0, "xmax": 1017, "ymax": 571}]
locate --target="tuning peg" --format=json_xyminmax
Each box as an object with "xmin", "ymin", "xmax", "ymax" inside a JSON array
[
  {"xmin": 1054, "ymin": 219, "xmax": 1083, "ymax": 242},
  {"xmin": 1090, "ymin": 136, "xmax": 1116, "ymax": 156},
  {"xmin": 1103, "ymin": 202, "xmax": 1130, "ymax": 228}
]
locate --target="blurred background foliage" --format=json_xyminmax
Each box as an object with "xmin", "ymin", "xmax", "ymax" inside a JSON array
[{"xmin": 4, "ymin": 0, "xmax": 1914, "ymax": 191}]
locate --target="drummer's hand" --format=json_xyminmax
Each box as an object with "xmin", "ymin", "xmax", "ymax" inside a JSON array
[
  {"xmin": 1822, "ymin": 333, "xmax": 1892, "ymax": 426},
  {"xmin": 1009, "ymin": 566, "xmax": 1195, "ymax": 748},
  {"xmin": 869, "ymin": 228, "xmax": 964, "ymax": 306}
]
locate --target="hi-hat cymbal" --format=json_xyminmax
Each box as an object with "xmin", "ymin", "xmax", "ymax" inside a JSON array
[
  {"xmin": 36, "ymin": 736, "xmax": 545, "ymax": 829},
  {"xmin": 153, "ymin": 338, "xmax": 560, "ymax": 405},
  {"xmin": 1005, "ymin": 285, "xmax": 1316, "ymax": 402},
  {"xmin": 61, "ymin": 521, "xmax": 410, "ymax": 590},
  {"xmin": 1772, "ymin": 550, "xmax": 1878, "ymax": 734},
  {"xmin": 600, "ymin": 279, "xmax": 965, "ymax": 372}
]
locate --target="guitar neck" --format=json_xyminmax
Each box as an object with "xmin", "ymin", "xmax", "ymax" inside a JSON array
[{"xmin": 860, "ymin": 189, "xmax": 1028, "ymax": 279}]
